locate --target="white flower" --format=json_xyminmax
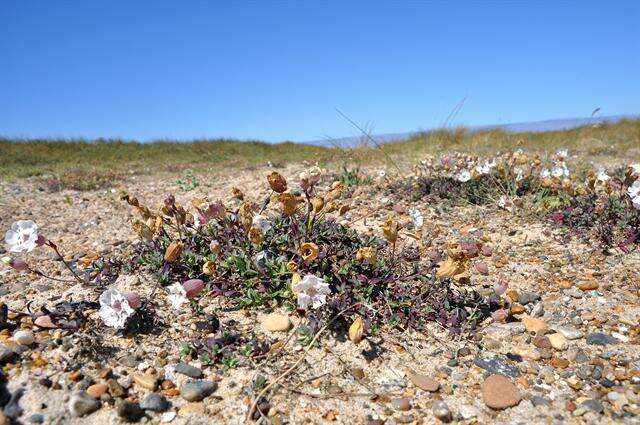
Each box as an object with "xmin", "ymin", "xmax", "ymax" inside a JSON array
[
  {"xmin": 408, "ymin": 208, "xmax": 424, "ymax": 228},
  {"xmin": 540, "ymin": 169, "xmax": 551, "ymax": 179},
  {"xmin": 556, "ymin": 149, "xmax": 568, "ymax": 159},
  {"xmin": 4, "ymin": 220, "xmax": 40, "ymax": 253},
  {"xmin": 456, "ymin": 170, "xmax": 471, "ymax": 182},
  {"xmin": 252, "ymin": 214, "xmax": 272, "ymax": 234},
  {"xmin": 628, "ymin": 180, "xmax": 640, "ymax": 199},
  {"xmin": 167, "ymin": 283, "xmax": 189, "ymax": 310},
  {"xmin": 551, "ymin": 163, "xmax": 569, "ymax": 178},
  {"xmin": 514, "ymin": 168, "xmax": 524, "ymax": 181},
  {"xmin": 596, "ymin": 169, "xmax": 610, "ymax": 182},
  {"xmin": 292, "ymin": 274, "xmax": 331, "ymax": 310},
  {"xmin": 632, "ymin": 195, "xmax": 640, "ymax": 210},
  {"xmin": 497, "ymin": 195, "xmax": 514, "ymax": 212},
  {"xmin": 631, "ymin": 164, "xmax": 640, "ymax": 176},
  {"xmin": 99, "ymin": 288, "xmax": 135, "ymax": 329}
]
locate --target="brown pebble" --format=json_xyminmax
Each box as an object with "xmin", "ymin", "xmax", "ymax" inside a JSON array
[
  {"xmin": 578, "ymin": 281, "xmax": 599, "ymax": 291},
  {"xmin": 551, "ymin": 358, "xmax": 570, "ymax": 369},
  {"xmin": 86, "ymin": 383, "xmax": 108, "ymax": 399},
  {"xmin": 68, "ymin": 371, "xmax": 82, "ymax": 382},
  {"xmin": 482, "ymin": 374, "xmax": 521, "ymax": 410},
  {"xmin": 406, "ymin": 372, "xmax": 440, "ymax": 392},
  {"xmin": 391, "ymin": 397, "xmax": 412, "ymax": 411}
]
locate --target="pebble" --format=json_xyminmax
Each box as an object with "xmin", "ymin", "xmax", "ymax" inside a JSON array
[
  {"xmin": 28, "ymin": 414, "xmax": 45, "ymax": 424},
  {"xmin": 391, "ymin": 397, "xmax": 412, "ymax": 411},
  {"xmin": 474, "ymin": 356, "xmax": 520, "ymax": 378},
  {"xmin": 586, "ymin": 332, "xmax": 619, "ymax": 346},
  {"xmin": 180, "ymin": 380, "xmax": 218, "ymax": 402},
  {"xmin": 556, "ymin": 326, "xmax": 583, "ymax": 340},
  {"xmin": 406, "ymin": 372, "xmax": 439, "ymax": 392},
  {"xmin": 3, "ymin": 388, "xmax": 24, "ymax": 419},
  {"xmin": 161, "ymin": 411, "xmax": 177, "ymax": 422},
  {"xmin": 117, "ymin": 401, "xmax": 145, "ymax": 422},
  {"xmin": 519, "ymin": 291, "xmax": 540, "ymax": 305},
  {"xmin": 581, "ymin": 399, "xmax": 604, "ymax": 414},
  {"xmin": 134, "ymin": 374, "xmax": 158, "ymax": 391},
  {"xmin": 174, "ymin": 363, "xmax": 203, "ymax": 379},
  {"xmin": 86, "ymin": 383, "xmax": 108, "ymax": 399},
  {"xmin": 69, "ymin": 391, "xmax": 101, "ymax": 417},
  {"xmin": 107, "ymin": 379, "xmax": 126, "ymax": 397},
  {"xmin": 548, "ymin": 333, "xmax": 567, "ymax": 350},
  {"xmin": 522, "ymin": 316, "xmax": 547, "ymax": 333},
  {"xmin": 481, "ymin": 374, "xmax": 521, "ymax": 410},
  {"xmin": 262, "ymin": 313, "xmax": 292, "ymax": 332},
  {"xmin": 12, "ymin": 330, "xmax": 35, "ymax": 345},
  {"xmin": 432, "ymin": 401, "xmax": 452, "ymax": 422},
  {"xmin": 140, "ymin": 393, "xmax": 170, "ymax": 412}
]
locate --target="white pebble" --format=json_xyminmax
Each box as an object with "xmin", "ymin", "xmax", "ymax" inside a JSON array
[
  {"xmin": 13, "ymin": 330, "xmax": 35, "ymax": 345},
  {"xmin": 161, "ymin": 411, "xmax": 176, "ymax": 422}
]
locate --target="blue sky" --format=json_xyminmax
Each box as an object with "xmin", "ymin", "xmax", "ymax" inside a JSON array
[{"xmin": 1, "ymin": 1, "xmax": 638, "ymax": 142}]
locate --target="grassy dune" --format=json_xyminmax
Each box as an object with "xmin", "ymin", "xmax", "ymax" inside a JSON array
[{"xmin": 1, "ymin": 119, "xmax": 638, "ymax": 186}]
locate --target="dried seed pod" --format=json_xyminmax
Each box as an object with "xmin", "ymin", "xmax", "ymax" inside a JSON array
[
  {"xmin": 311, "ymin": 197, "xmax": 324, "ymax": 213},
  {"xmin": 356, "ymin": 247, "xmax": 377, "ymax": 265},
  {"xmin": 349, "ymin": 316, "xmax": 364, "ymax": 344},
  {"xmin": 132, "ymin": 220, "xmax": 154, "ymax": 241},
  {"xmin": 278, "ymin": 193, "xmax": 298, "ymax": 216},
  {"xmin": 382, "ymin": 218, "xmax": 399, "ymax": 244},
  {"xmin": 299, "ymin": 242, "xmax": 319, "ymax": 262},
  {"xmin": 164, "ymin": 241, "xmax": 184, "ymax": 263},
  {"xmin": 267, "ymin": 172, "xmax": 288, "ymax": 193},
  {"xmin": 232, "ymin": 187, "xmax": 244, "ymax": 200},
  {"xmin": 202, "ymin": 260, "xmax": 216, "ymax": 276},
  {"xmin": 249, "ymin": 226, "xmax": 264, "ymax": 244},
  {"xmin": 183, "ymin": 279, "xmax": 205, "ymax": 298}
]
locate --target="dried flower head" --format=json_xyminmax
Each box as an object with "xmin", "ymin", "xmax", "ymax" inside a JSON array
[
  {"xmin": 292, "ymin": 274, "xmax": 330, "ymax": 310},
  {"xmin": 164, "ymin": 241, "xmax": 184, "ymax": 263},
  {"xmin": 5, "ymin": 220, "xmax": 43, "ymax": 253},
  {"xmin": 299, "ymin": 166, "xmax": 324, "ymax": 191},
  {"xmin": 311, "ymin": 197, "xmax": 325, "ymax": 213},
  {"xmin": 299, "ymin": 242, "xmax": 319, "ymax": 262},
  {"xmin": 382, "ymin": 218, "xmax": 399, "ymax": 244},
  {"xmin": 202, "ymin": 260, "xmax": 216, "ymax": 275},
  {"xmin": 278, "ymin": 193, "xmax": 299, "ymax": 216},
  {"xmin": 132, "ymin": 220, "xmax": 154, "ymax": 241},
  {"xmin": 348, "ymin": 316, "xmax": 364, "ymax": 344},
  {"xmin": 232, "ymin": 187, "xmax": 244, "ymax": 200},
  {"xmin": 286, "ymin": 261, "xmax": 298, "ymax": 272},
  {"xmin": 209, "ymin": 240, "xmax": 221, "ymax": 254},
  {"xmin": 356, "ymin": 246, "xmax": 377, "ymax": 265},
  {"xmin": 267, "ymin": 171, "xmax": 288, "ymax": 193},
  {"xmin": 249, "ymin": 226, "xmax": 264, "ymax": 244}
]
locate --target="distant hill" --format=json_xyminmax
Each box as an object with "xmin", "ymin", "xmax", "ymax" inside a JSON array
[{"xmin": 307, "ymin": 114, "xmax": 640, "ymax": 148}]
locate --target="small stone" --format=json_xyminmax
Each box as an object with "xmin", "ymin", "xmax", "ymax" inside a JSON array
[
  {"xmin": 522, "ymin": 316, "xmax": 547, "ymax": 333},
  {"xmin": 432, "ymin": 401, "xmax": 452, "ymax": 422},
  {"xmin": 68, "ymin": 371, "xmax": 83, "ymax": 382},
  {"xmin": 86, "ymin": 383, "xmax": 108, "ymax": 399},
  {"xmin": 510, "ymin": 304, "xmax": 525, "ymax": 315},
  {"xmin": 134, "ymin": 374, "xmax": 158, "ymax": 391},
  {"xmin": 548, "ymin": 333, "xmax": 568, "ymax": 350},
  {"xmin": 12, "ymin": 330, "xmax": 35, "ymax": 345},
  {"xmin": 406, "ymin": 372, "xmax": 439, "ymax": 392},
  {"xmin": 474, "ymin": 356, "xmax": 520, "ymax": 378},
  {"xmin": 174, "ymin": 363, "xmax": 203, "ymax": 379},
  {"xmin": 532, "ymin": 335, "xmax": 551, "ymax": 349},
  {"xmin": 556, "ymin": 326, "xmax": 583, "ymax": 340},
  {"xmin": 391, "ymin": 397, "xmax": 412, "ymax": 411},
  {"xmin": 586, "ymin": 332, "xmax": 619, "ymax": 346},
  {"xmin": 161, "ymin": 411, "xmax": 177, "ymax": 423},
  {"xmin": 518, "ymin": 291, "xmax": 540, "ymax": 305},
  {"xmin": 117, "ymin": 401, "xmax": 145, "ymax": 422},
  {"xmin": 0, "ymin": 347, "xmax": 17, "ymax": 364},
  {"xmin": 531, "ymin": 395, "xmax": 551, "ymax": 407},
  {"xmin": 581, "ymin": 399, "xmax": 604, "ymax": 414},
  {"xmin": 578, "ymin": 281, "xmax": 599, "ymax": 291},
  {"xmin": 140, "ymin": 393, "xmax": 170, "ymax": 412},
  {"xmin": 474, "ymin": 261, "xmax": 489, "ymax": 275},
  {"xmin": 262, "ymin": 314, "xmax": 291, "ymax": 332},
  {"xmin": 551, "ymin": 358, "xmax": 570, "ymax": 369},
  {"xmin": 28, "ymin": 414, "xmax": 45, "ymax": 424},
  {"xmin": 3, "ymin": 388, "xmax": 24, "ymax": 419},
  {"xmin": 69, "ymin": 391, "xmax": 101, "ymax": 417},
  {"xmin": 482, "ymin": 374, "xmax": 521, "ymax": 410},
  {"xmin": 107, "ymin": 379, "xmax": 125, "ymax": 397},
  {"xmin": 180, "ymin": 380, "xmax": 217, "ymax": 402},
  {"xmin": 34, "ymin": 315, "xmax": 55, "ymax": 329}
]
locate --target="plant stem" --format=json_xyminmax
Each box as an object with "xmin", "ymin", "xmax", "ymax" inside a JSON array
[{"xmin": 46, "ymin": 240, "xmax": 85, "ymax": 284}]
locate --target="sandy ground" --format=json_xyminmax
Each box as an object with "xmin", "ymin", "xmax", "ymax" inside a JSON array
[{"xmin": 1, "ymin": 159, "xmax": 639, "ymax": 425}]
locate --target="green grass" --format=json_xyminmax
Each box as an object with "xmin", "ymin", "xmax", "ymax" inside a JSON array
[{"xmin": 1, "ymin": 119, "xmax": 638, "ymax": 186}]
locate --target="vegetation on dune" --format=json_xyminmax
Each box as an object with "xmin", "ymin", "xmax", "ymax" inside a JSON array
[{"xmin": 1, "ymin": 119, "xmax": 638, "ymax": 189}]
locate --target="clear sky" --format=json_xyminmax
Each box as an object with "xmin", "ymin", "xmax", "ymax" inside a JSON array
[{"xmin": 1, "ymin": 1, "xmax": 638, "ymax": 143}]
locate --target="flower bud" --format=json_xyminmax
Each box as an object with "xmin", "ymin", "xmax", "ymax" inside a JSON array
[
  {"xmin": 164, "ymin": 241, "xmax": 184, "ymax": 263},
  {"xmin": 183, "ymin": 279, "xmax": 204, "ymax": 298},
  {"xmin": 209, "ymin": 240, "xmax": 221, "ymax": 254},
  {"xmin": 11, "ymin": 259, "xmax": 29, "ymax": 271},
  {"xmin": 267, "ymin": 172, "xmax": 287, "ymax": 193},
  {"xmin": 123, "ymin": 292, "xmax": 142, "ymax": 309}
]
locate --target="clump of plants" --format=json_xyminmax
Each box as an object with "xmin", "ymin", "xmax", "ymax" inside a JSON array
[
  {"xmin": 549, "ymin": 165, "xmax": 640, "ymax": 252},
  {"xmin": 120, "ymin": 167, "xmax": 497, "ymax": 336}
]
